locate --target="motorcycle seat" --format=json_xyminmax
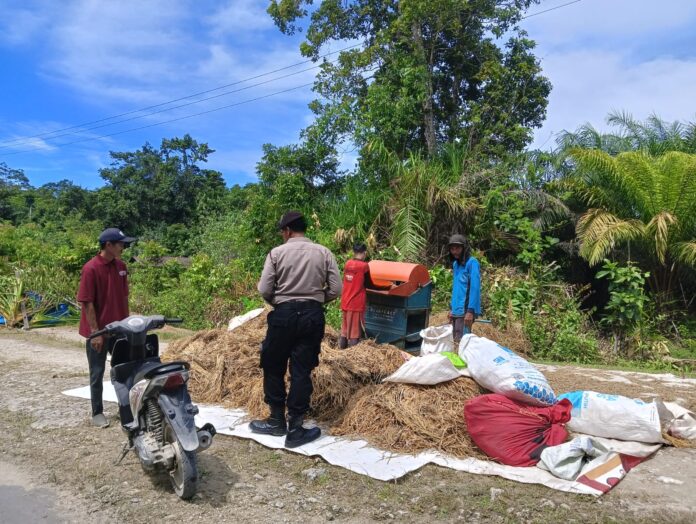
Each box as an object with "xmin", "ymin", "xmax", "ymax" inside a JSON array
[{"xmin": 133, "ymin": 361, "xmax": 189, "ymax": 385}]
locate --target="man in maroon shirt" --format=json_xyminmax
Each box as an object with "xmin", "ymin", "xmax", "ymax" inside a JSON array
[{"xmin": 77, "ymin": 228, "xmax": 135, "ymax": 428}]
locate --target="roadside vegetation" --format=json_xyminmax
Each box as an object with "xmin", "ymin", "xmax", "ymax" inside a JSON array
[{"xmin": 1, "ymin": 1, "xmax": 695, "ymax": 373}]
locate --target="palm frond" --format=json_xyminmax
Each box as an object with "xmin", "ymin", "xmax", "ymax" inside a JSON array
[
  {"xmin": 0, "ymin": 275, "xmax": 25, "ymax": 328},
  {"xmin": 569, "ymin": 148, "xmax": 630, "ymax": 209},
  {"xmin": 614, "ymin": 151, "xmax": 658, "ymax": 217},
  {"xmin": 391, "ymin": 201, "xmax": 428, "ymax": 261},
  {"xmin": 576, "ymin": 208, "xmax": 645, "ymax": 265},
  {"xmin": 672, "ymin": 241, "xmax": 696, "ymax": 267},
  {"xmin": 510, "ymin": 189, "xmax": 572, "ymax": 230},
  {"xmin": 646, "ymin": 211, "xmax": 678, "ymax": 264},
  {"xmin": 658, "ymin": 152, "xmax": 696, "ymax": 221}
]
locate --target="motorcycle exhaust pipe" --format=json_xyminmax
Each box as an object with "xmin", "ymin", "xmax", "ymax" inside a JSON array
[{"xmin": 196, "ymin": 430, "xmax": 212, "ymax": 451}]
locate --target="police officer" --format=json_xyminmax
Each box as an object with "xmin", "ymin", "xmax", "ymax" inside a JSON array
[{"xmin": 251, "ymin": 211, "xmax": 342, "ymax": 448}]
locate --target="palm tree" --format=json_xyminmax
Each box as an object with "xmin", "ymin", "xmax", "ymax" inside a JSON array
[
  {"xmin": 371, "ymin": 143, "xmax": 479, "ymax": 262},
  {"xmin": 569, "ymin": 148, "xmax": 696, "ymax": 298},
  {"xmin": 558, "ymin": 111, "xmax": 696, "ymax": 157}
]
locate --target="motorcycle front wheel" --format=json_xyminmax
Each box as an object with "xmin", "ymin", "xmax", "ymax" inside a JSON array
[{"xmin": 165, "ymin": 424, "xmax": 198, "ymax": 499}]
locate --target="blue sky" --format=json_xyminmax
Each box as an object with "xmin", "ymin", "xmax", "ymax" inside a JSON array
[{"xmin": 1, "ymin": 0, "xmax": 696, "ymax": 189}]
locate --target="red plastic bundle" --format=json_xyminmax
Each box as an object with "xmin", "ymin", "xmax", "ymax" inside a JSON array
[{"xmin": 464, "ymin": 394, "xmax": 572, "ymax": 467}]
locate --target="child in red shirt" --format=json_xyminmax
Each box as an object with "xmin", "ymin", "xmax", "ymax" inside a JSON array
[{"xmin": 339, "ymin": 243, "xmax": 370, "ymax": 349}]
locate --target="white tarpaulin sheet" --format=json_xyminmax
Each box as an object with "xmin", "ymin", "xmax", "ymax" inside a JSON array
[{"xmin": 62, "ymin": 382, "xmax": 662, "ymax": 495}]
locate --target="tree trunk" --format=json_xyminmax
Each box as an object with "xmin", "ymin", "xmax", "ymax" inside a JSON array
[{"xmin": 412, "ymin": 21, "xmax": 436, "ymax": 157}]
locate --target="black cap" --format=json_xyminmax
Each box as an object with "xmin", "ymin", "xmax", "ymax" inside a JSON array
[
  {"xmin": 353, "ymin": 243, "xmax": 367, "ymax": 253},
  {"xmin": 448, "ymin": 234, "xmax": 467, "ymax": 246},
  {"xmin": 99, "ymin": 228, "xmax": 136, "ymax": 245},
  {"xmin": 278, "ymin": 210, "xmax": 304, "ymax": 230}
]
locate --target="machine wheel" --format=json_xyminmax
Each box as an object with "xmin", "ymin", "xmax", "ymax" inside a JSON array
[{"xmin": 165, "ymin": 424, "xmax": 198, "ymax": 499}]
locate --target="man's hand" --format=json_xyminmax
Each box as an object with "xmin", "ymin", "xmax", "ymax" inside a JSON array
[
  {"xmin": 91, "ymin": 335, "xmax": 104, "ymax": 352},
  {"xmin": 463, "ymin": 311, "xmax": 475, "ymax": 329},
  {"xmin": 448, "ymin": 311, "xmax": 454, "ymax": 321}
]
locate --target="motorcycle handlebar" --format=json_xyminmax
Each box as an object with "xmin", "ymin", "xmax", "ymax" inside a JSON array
[{"xmin": 88, "ymin": 316, "xmax": 183, "ymax": 339}]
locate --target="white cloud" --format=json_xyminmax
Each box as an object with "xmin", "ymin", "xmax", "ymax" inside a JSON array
[
  {"xmin": 531, "ymin": 51, "xmax": 696, "ymax": 148},
  {"xmin": 523, "ymin": 0, "xmax": 696, "ymax": 49},
  {"xmin": 522, "ymin": 0, "xmax": 696, "ymax": 150},
  {"xmin": 24, "ymin": 0, "xmax": 311, "ymax": 110},
  {"xmin": 0, "ymin": 136, "xmax": 57, "ymax": 154},
  {"xmin": 205, "ymin": 0, "xmax": 273, "ymax": 35},
  {"xmin": 195, "ymin": 43, "xmax": 314, "ymax": 90},
  {"xmin": 0, "ymin": 6, "xmax": 48, "ymax": 46},
  {"xmin": 41, "ymin": 0, "xmax": 196, "ymax": 103}
]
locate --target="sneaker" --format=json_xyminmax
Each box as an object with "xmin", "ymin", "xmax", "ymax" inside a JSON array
[{"xmin": 92, "ymin": 413, "xmax": 110, "ymax": 428}]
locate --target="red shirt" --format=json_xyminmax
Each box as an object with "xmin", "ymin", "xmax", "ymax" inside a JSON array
[
  {"xmin": 340, "ymin": 259, "xmax": 370, "ymax": 312},
  {"xmin": 77, "ymin": 255, "xmax": 129, "ymax": 337}
]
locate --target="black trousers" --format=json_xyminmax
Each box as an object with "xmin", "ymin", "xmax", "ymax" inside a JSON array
[
  {"xmin": 260, "ymin": 300, "xmax": 325, "ymax": 417},
  {"xmin": 86, "ymin": 338, "xmax": 114, "ymax": 416}
]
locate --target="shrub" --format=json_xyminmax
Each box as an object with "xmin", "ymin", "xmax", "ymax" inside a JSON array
[{"xmin": 524, "ymin": 304, "xmax": 600, "ymax": 363}]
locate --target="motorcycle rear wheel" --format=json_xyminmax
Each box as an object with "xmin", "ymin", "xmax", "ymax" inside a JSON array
[{"xmin": 165, "ymin": 424, "xmax": 198, "ymax": 499}]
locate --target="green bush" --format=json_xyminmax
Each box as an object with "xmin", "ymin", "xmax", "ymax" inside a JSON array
[
  {"xmin": 429, "ymin": 264, "xmax": 453, "ymax": 313},
  {"xmin": 485, "ymin": 267, "xmax": 537, "ymax": 325},
  {"xmin": 596, "ymin": 260, "xmax": 649, "ymax": 336},
  {"xmin": 129, "ymin": 246, "xmax": 261, "ymax": 330},
  {"xmin": 524, "ymin": 304, "xmax": 600, "ymax": 363}
]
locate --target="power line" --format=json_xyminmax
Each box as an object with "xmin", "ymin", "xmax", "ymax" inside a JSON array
[
  {"xmin": 0, "ymin": 82, "xmax": 315, "ymax": 158},
  {"xmin": 0, "ymin": 0, "xmax": 583, "ymax": 157},
  {"xmin": 0, "ymin": 42, "xmax": 363, "ymax": 148},
  {"xmin": 0, "ymin": 61, "xmax": 327, "ymax": 151},
  {"xmin": 522, "ymin": 0, "xmax": 582, "ymax": 19},
  {"xmin": 1, "ymin": 66, "xmax": 378, "ymax": 158}
]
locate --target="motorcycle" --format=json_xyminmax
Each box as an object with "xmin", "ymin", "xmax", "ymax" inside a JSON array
[{"xmin": 88, "ymin": 314, "xmax": 215, "ymax": 499}]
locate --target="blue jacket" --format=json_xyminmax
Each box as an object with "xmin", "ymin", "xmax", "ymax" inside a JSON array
[{"xmin": 451, "ymin": 256, "xmax": 481, "ymax": 316}]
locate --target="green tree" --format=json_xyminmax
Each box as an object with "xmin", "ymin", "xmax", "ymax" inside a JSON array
[
  {"xmin": 0, "ymin": 162, "xmax": 31, "ymax": 223},
  {"xmin": 27, "ymin": 180, "xmax": 93, "ymax": 224},
  {"xmin": 96, "ymin": 135, "xmax": 226, "ymax": 247},
  {"xmin": 268, "ymin": 0, "xmax": 550, "ymax": 160}
]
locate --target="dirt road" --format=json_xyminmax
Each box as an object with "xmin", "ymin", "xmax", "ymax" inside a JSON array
[{"xmin": 1, "ymin": 330, "xmax": 695, "ymax": 523}]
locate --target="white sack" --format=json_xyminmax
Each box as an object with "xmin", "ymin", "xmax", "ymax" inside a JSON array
[
  {"xmin": 662, "ymin": 401, "xmax": 696, "ymax": 440},
  {"xmin": 384, "ymin": 353, "xmax": 467, "ymax": 385},
  {"xmin": 459, "ymin": 334, "xmax": 557, "ymax": 406},
  {"xmin": 63, "ymin": 382, "xmax": 663, "ymax": 492},
  {"xmin": 538, "ymin": 436, "xmax": 610, "ymax": 481},
  {"xmin": 228, "ymin": 308, "xmax": 265, "ymax": 331},
  {"xmin": 558, "ymin": 391, "xmax": 664, "ymax": 444},
  {"xmin": 419, "ymin": 324, "xmax": 454, "ymax": 355}
]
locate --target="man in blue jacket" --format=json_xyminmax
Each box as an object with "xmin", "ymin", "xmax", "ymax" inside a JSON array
[{"xmin": 448, "ymin": 234, "xmax": 481, "ymax": 344}]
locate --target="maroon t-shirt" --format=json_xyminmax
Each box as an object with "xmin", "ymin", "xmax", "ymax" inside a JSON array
[
  {"xmin": 340, "ymin": 259, "xmax": 370, "ymax": 312},
  {"xmin": 77, "ymin": 255, "xmax": 129, "ymax": 338}
]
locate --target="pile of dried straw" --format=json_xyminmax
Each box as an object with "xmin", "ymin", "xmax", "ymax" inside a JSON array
[
  {"xmin": 331, "ymin": 378, "xmax": 484, "ymax": 458},
  {"xmin": 165, "ymin": 309, "xmax": 486, "ymax": 457},
  {"xmin": 164, "ymin": 310, "xmax": 406, "ymax": 420}
]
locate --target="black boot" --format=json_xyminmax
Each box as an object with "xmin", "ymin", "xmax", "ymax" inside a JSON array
[
  {"xmin": 348, "ymin": 338, "xmax": 359, "ymax": 347},
  {"xmin": 249, "ymin": 405, "xmax": 287, "ymax": 436},
  {"xmin": 338, "ymin": 336, "xmax": 348, "ymax": 349},
  {"xmin": 285, "ymin": 415, "xmax": 321, "ymax": 448}
]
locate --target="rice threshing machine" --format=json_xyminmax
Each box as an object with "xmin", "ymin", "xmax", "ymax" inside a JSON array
[{"xmin": 365, "ymin": 260, "xmax": 432, "ymax": 353}]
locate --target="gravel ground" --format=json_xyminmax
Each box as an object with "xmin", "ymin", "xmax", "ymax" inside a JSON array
[{"xmin": 1, "ymin": 329, "xmax": 695, "ymax": 523}]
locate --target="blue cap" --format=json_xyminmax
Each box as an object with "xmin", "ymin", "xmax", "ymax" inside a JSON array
[{"xmin": 99, "ymin": 228, "xmax": 136, "ymax": 245}]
